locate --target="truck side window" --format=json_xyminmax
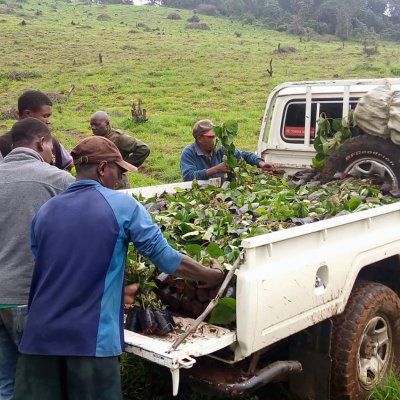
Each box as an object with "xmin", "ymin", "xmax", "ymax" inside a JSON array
[
  {"xmin": 281, "ymin": 99, "xmax": 359, "ymax": 143},
  {"xmin": 281, "ymin": 102, "xmax": 316, "ymax": 143}
]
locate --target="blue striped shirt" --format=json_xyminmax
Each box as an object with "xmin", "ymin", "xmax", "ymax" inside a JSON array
[{"xmin": 19, "ymin": 180, "xmax": 182, "ymax": 357}]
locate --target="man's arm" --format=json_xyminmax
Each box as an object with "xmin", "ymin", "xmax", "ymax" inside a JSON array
[
  {"xmin": 117, "ymin": 134, "xmax": 150, "ymax": 167},
  {"xmin": 173, "ymin": 255, "xmax": 223, "ymax": 286},
  {"xmin": 127, "ymin": 198, "xmax": 223, "ymax": 286},
  {"xmin": 58, "ymin": 143, "xmax": 74, "ymax": 171},
  {"xmin": 234, "ymin": 149, "xmax": 276, "ymax": 170}
]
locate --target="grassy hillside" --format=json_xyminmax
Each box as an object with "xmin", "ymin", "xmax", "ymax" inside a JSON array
[{"xmin": 1, "ymin": 0, "xmax": 400, "ymax": 187}]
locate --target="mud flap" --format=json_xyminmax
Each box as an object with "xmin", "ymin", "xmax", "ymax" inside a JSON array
[{"xmin": 288, "ymin": 319, "xmax": 332, "ymax": 400}]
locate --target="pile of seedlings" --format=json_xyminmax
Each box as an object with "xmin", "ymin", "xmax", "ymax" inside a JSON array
[
  {"xmin": 125, "ymin": 261, "xmax": 176, "ymax": 335},
  {"xmin": 125, "ymin": 160, "xmax": 399, "ymax": 333}
]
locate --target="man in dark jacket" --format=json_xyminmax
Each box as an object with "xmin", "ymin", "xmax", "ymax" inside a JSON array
[
  {"xmin": 90, "ymin": 111, "xmax": 149, "ymax": 189},
  {"xmin": 0, "ymin": 90, "xmax": 73, "ymax": 170},
  {"xmin": 0, "ymin": 118, "xmax": 74, "ymax": 400}
]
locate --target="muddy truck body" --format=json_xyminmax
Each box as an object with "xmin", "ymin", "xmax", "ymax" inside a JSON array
[{"xmin": 123, "ymin": 79, "xmax": 400, "ymax": 400}]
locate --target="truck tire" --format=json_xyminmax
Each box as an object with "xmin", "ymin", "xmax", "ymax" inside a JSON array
[
  {"xmin": 321, "ymin": 135, "xmax": 400, "ymax": 189},
  {"xmin": 330, "ymin": 281, "xmax": 400, "ymax": 400}
]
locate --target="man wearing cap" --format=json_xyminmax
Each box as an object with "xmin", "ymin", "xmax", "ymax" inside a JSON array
[
  {"xmin": 14, "ymin": 136, "xmax": 223, "ymax": 400},
  {"xmin": 180, "ymin": 119, "xmax": 276, "ymax": 182},
  {"xmin": 0, "ymin": 118, "xmax": 74, "ymax": 400},
  {"xmin": 90, "ymin": 111, "xmax": 150, "ymax": 189}
]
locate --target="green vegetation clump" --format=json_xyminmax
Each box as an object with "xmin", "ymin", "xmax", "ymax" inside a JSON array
[
  {"xmin": 167, "ymin": 12, "xmax": 181, "ymax": 20},
  {"xmin": 185, "ymin": 22, "xmax": 209, "ymax": 30},
  {"xmin": 187, "ymin": 14, "xmax": 199, "ymax": 22},
  {"xmin": 371, "ymin": 369, "xmax": 400, "ymax": 400}
]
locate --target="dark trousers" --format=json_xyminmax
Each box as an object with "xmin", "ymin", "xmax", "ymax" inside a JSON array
[{"xmin": 14, "ymin": 354, "xmax": 122, "ymax": 400}]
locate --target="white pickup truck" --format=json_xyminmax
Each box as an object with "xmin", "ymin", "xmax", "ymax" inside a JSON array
[{"xmin": 123, "ymin": 79, "xmax": 400, "ymax": 400}]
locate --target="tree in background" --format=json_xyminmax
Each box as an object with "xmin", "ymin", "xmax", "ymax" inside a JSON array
[{"xmin": 157, "ymin": 0, "xmax": 400, "ymax": 41}]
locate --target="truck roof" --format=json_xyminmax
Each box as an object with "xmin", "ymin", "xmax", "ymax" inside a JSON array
[{"xmin": 276, "ymin": 78, "xmax": 400, "ymax": 97}]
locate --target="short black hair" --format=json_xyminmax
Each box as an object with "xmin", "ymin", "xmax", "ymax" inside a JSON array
[
  {"xmin": 18, "ymin": 90, "xmax": 52, "ymax": 116},
  {"xmin": 11, "ymin": 118, "xmax": 51, "ymax": 146}
]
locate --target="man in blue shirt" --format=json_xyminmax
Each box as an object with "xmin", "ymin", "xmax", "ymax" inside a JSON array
[
  {"xmin": 14, "ymin": 136, "xmax": 223, "ymax": 400},
  {"xmin": 180, "ymin": 119, "xmax": 275, "ymax": 181}
]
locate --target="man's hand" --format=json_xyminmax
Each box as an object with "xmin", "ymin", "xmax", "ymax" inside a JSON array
[
  {"xmin": 198, "ymin": 258, "xmax": 224, "ymax": 289},
  {"xmin": 258, "ymin": 160, "xmax": 277, "ymax": 171},
  {"xmin": 206, "ymin": 163, "xmax": 232, "ymax": 177},
  {"xmin": 124, "ymin": 283, "xmax": 140, "ymax": 305},
  {"xmin": 174, "ymin": 255, "xmax": 224, "ymax": 288}
]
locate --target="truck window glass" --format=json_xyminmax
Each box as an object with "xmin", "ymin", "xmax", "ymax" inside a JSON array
[
  {"xmin": 281, "ymin": 99, "xmax": 359, "ymax": 143},
  {"xmin": 281, "ymin": 102, "xmax": 317, "ymax": 143}
]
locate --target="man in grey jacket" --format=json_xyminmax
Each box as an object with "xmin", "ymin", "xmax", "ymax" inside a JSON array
[{"xmin": 0, "ymin": 118, "xmax": 75, "ymax": 400}]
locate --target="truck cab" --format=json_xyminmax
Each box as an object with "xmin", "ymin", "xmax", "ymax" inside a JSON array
[{"xmin": 258, "ymin": 78, "xmax": 400, "ymax": 174}]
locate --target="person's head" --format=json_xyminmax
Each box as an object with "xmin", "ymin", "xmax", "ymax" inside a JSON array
[
  {"xmin": 18, "ymin": 90, "xmax": 53, "ymax": 126},
  {"xmin": 193, "ymin": 119, "xmax": 216, "ymax": 153},
  {"xmin": 71, "ymin": 136, "xmax": 137, "ymax": 189},
  {"xmin": 90, "ymin": 111, "xmax": 111, "ymax": 137},
  {"xmin": 10, "ymin": 118, "xmax": 54, "ymax": 164}
]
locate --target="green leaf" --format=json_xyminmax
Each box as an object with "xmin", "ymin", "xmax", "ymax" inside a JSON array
[
  {"xmin": 224, "ymin": 121, "xmax": 238, "ymax": 134},
  {"xmin": 332, "ymin": 118, "xmax": 343, "ymax": 132},
  {"xmin": 313, "ymin": 135, "xmax": 323, "ymax": 152},
  {"xmin": 202, "ymin": 225, "xmax": 214, "ymax": 241},
  {"xmin": 226, "ymin": 154, "xmax": 238, "ymax": 168},
  {"xmin": 207, "ymin": 242, "xmax": 224, "ymax": 258},
  {"xmin": 181, "ymin": 231, "xmax": 200, "ymax": 239},
  {"xmin": 346, "ymin": 197, "xmax": 362, "ymax": 211},
  {"xmin": 209, "ymin": 297, "xmax": 236, "ymax": 325},
  {"xmin": 184, "ymin": 244, "xmax": 202, "ymax": 258}
]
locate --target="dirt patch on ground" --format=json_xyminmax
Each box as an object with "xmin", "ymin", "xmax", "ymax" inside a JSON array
[{"xmin": 60, "ymin": 130, "xmax": 88, "ymax": 141}]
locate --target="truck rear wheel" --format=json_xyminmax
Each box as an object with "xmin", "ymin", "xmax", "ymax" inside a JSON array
[
  {"xmin": 330, "ymin": 281, "xmax": 400, "ymax": 400},
  {"xmin": 321, "ymin": 135, "xmax": 400, "ymax": 189}
]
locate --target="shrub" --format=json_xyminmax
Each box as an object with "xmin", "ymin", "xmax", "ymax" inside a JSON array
[
  {"xmin": 187, "ymin": 14, "xmax": 199, "ymax": 23},
  {"xmin": 8, "ymin": 70, "xmax": 41, "ymax": 80},
  {"xmin": 167, "ymin": 12, "xmax": 181, "ymax": 20},
  {"xmin": 185, "ymin": 22, "xmax": 210, "ymax": 30},
  {"xmin": 96, "ymin": 14, "xmax": 111, "ymax": 21}
]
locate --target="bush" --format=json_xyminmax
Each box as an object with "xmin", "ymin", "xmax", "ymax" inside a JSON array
[
  {"xmin": 240, "ymin": 13, "xmax": 255, "ymax": 25},
  {"xmin": 96, "ymin": 14, "xmax": 111, "ymax": 21},
  {"xmin": 185, "ymin": 22, "xmax": 210, "ymax": 30},
  {"xmin": 287, "ymin": 19, "xmax": 305, "ymax": 35},
  {"xmin": 167, "ymin": 12, "xmax": 181, "ymax": 20},
  {"xmin": 8, "ymin": 70, "xmax": 41, "ymax": 81},
  {"xmin": 187, "ymin": 14, "xmax": 199, "ymax": 22},
  {"xmin": 196, "ymin": 3, "xmax": 217, "ymax": 16}
]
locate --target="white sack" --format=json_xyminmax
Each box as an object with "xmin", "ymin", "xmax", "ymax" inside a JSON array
[{"xmin": 353, "ymin": 86, "xmax": 392, "ymax": 138}]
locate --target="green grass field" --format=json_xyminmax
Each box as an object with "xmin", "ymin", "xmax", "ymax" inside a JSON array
[{"xmin": 1, "ymin": 0, "xmax": 400, "ymax": 187}]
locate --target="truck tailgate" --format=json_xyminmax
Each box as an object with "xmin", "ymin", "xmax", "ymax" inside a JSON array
[{"xmin": 124, "ymin": 316, "xmax": 236, "ymax": 370}]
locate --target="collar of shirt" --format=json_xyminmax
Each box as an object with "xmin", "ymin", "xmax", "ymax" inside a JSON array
[
  {"xmin": 194, "ymin": 142, "xmax": 215, "ymax": 159},
  {"xmin": 68, "ymin": 179, "xmax": 101, "ymax": 190},
  {"xmin": 5, "ymin": 147, "xmax": 44, "ymax": 163}
]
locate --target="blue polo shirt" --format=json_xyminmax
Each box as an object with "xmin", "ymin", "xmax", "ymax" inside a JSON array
[
  {"xmin": 180, "ymin": 142, "xmax": 262, "ymax": 181},
  {"xmin": 19, "ymin": 180, "xmax": 182, "ymax": 357}
]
